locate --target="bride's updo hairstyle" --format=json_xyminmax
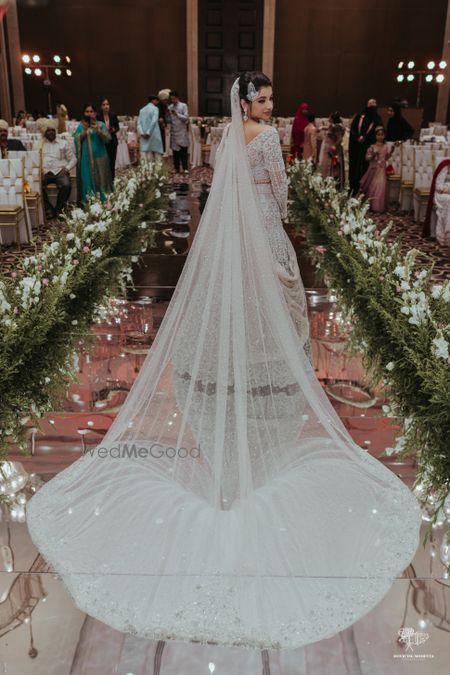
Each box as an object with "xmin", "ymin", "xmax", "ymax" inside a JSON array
[{"xmin": 238, "ymin": 71, "xmax": 272, "ymax": 101}]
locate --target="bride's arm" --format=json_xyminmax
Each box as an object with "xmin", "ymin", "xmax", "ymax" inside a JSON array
[{"xmin": 262, "ymin": 127, "xmax": 288, "ymax": 219}]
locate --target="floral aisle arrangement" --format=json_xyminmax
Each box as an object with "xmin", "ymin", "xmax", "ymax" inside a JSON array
[
  {"xmin": 0, "ymin": 158, "xmax": 170, "ymax": 456},
  {"xmin": 288, "ymin": 159, "xmax": 450, "ymax": 534}
]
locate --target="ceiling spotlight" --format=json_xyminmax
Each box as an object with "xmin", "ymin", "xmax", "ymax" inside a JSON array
[
  {"xmin": 439, "ymin": 60, "xmax": 447, "ymax": 69},
  {"xmin": 425, "ymin": 74, "xmax": 434, "ymax": 82},
  {"xmin": 436, "ymin": 73, "xmax": 445, "ymax": 83},
  {"xmin": 34, "ymin": 68, "xmax": 42, "ymax": 76},
  {"xmin": 427, "ymin": 61, "xmax": 436, "ymax": 70},
  {"xmin": 53, "ymin": 55, "xmax": 61, "ymax": 63},
  {"xmin": 24, "ymin": 67, "xmax": 32, "ymax": 75},
  {"xmin": 397, "ymin": 74, "xmax": 405, "ymax": 82},
  {"xmin": 407, "ymin": 74, "xmax": 415, "ymax": 82},
  {"xmin": 55, "ymin": 68, "xmax": 62, "ymax": 76},
  {"xmin": 65, "ymin": 56, "xmax": 71, "ymax": 63},
  {"xmin": 66, "ymin": 69, "xmax": 72, "ymax": 77},
  {"xmin": 397, "ymin": 61, "xmax": 404, "ymax": 69},
  {"xmin": 32, "ymin": 54, "xmax": 40, "ymax": 63},
  {"xmin": 407, "ymin": 60, "xmax": 415, "ymax": 69},
  {"xmin": 22, "ymin": 54, "xmax": 30, "ymax": 64}
]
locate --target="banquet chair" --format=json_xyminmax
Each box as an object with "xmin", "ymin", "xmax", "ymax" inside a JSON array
[
  {"xmin": 386, "ymin": 142, "xmax": 402, "ymax": 205},
  {"xmin": 8, "ymin": 150, "xmax": 44, "ymax": 234},
  {"xmin": 0, "ymin": 158, "xmax": 32, "ymax": 249},
  {"xmin": 412, "ymin": 147, "xmax": 434, "ymax": 222},
  {"xmin": 189, "ymin": 124, "xmax": 203, "ymax": 168},
  {"xmin": 399, "ymin": 143, "xmax": 414, "ymax": 212}
]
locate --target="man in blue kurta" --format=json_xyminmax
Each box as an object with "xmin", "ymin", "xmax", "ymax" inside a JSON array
[{"xmin": 138, "ymin": 96, "xmax": 163, "ymax": 159}]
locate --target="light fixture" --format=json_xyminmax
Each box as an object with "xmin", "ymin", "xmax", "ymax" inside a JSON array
[
  {"xmin": 24, "ymin": 67, "xmax": 32, "ymax": 75},
  {"xmin": 407, "ymin": 60, "xmax": 415, "ymax": 69},
  {"xmin": 22, "ymin": 54, "xmax": 30, "ymax": 64},
  {"xmin": 32, "ymin": 54, "xmax": 40, "ymax": 63},
  {"xmin": 66, "ymin": 68, "xmax": 72, "ymax": 77},
  {"xmin": 439, "ymin": 60, "xmax": 447, "ymax": 69},
  {"xmin": 55, "ymin": 68, "xmax": 62, "ymax": 76},
  {"xmin": 53, "ymin": 55, "xmax": 61, "ymax": 63},
  {"xmin": 436, "ymin": 73, "xmax": 445, "ymax": 83},
  {"xmin": 425, "ymin": 74, "xmax": 434, "ymax": 82},
  {"xmin": 65, "ymin": 56, "xmax": 71, "ymax": 63},
  {"xmin": 397, "ymin": 61, "xmax": 404, "ymax": 69},
  {"xmin": 427, "ymin": 61, "xmax": 436, "ymax": 70},
  {"xmin": 407, "ymin": 74, "xmax": 415, "ymax": 82},
  {"xmin": 397, "ymin": 74, "xmax": 405, "ymax": 82},
  {"xmin": 34, "ymin": 68, "xmax": 42, "ymax": 76}
]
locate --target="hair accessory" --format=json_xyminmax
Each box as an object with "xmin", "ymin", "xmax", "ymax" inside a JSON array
[{"xmin": 246, "ymin": 81, "xmax": 258, "ymax": 102}]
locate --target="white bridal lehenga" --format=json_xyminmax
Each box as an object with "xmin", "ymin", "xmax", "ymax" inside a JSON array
[{"xmin": 27, "ymin": 81, "xmax": 422, "ymax": 650}]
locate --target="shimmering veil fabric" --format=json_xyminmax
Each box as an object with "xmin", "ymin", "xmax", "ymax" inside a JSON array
[{"xmin": 27, "ymin": 81, "xmax": 422, "ymax": 650}]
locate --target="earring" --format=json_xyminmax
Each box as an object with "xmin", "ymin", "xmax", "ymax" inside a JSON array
[{"xmin": 243, "ymin": 107, "xmax": 248, "ymax": 122}]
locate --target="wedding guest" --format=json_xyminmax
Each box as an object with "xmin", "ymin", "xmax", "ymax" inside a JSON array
[
  {"xmin": 423, "ymin": 159, "xmax": 450, "ymax": 244},
  {"xmin": 291, "ymin": 102, "xmax": 309, "ymax": 159},
  {"xmin": 138, "ymin": 95, "xmax": 163, "ymax": 159},
  {"xmin": 386, "ymin": 103, "xmax": 414, "ymax": 142},
  {"xmin": 349, "ymin": 99, "xmax": 382, "ymax": 195},
  {"xmin": 38, "ymin": 117, "xmax": 76, "ymax": 218},
  {"xmin": 0, "ymin": 119, "xmax": 26, "ymax": 157},
  {"xmin": 168, "ymin": 90, "xmax": 189, "ymax": 173},
  {"xmin": 359, "ymin": 126, "xmax": 395, "ymax": 213},
  {"xmin": 303, "ymin": 112, "xmax": 317, "ymax": 161},
  {"xmin": 97, "ymin": 98, "xmax": 119, "ymax": 181},
  {"xmin": 56, "ymin": 102, "xmax": 69, "ymax": 133},
  {"xmin": 319, "ymin": 112, "xmax": 346, "ymax": 190},
  {"xmin": 157, "ymin": 88, "xmax": 171, "ymax": 153},
  {"xmin": 15, "ymin": 110, "xmax": 26, "ymax": 127},
  {"xmin": 74, "ymin": 103, "xmax": 112, "ymax": 203}
]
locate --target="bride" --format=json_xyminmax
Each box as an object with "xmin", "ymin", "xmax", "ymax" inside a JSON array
[{"xmin": 27, "ymin": 72, "xmax": 422, "ymax": 651}]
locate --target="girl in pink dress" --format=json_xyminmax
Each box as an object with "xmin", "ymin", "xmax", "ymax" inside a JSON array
[{"xmin": 359, "ymin": 126, "xmax": 395, "ymax": 213}]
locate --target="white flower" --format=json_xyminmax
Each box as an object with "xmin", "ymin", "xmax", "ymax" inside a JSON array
[
  {"xmin": 131, "ymin": 256, "xmax": 138, "ymax": 263},
  {"xmin": 432, "ymin": 335, "xmax": 449, "ymax": 360},
  {"xmin": 168, "ymin": 191, "xmax": 177, "ymax": 201},
  {"xmin": 91, "ymin": 248, "xmax": 102, "ymax": 258},
  {"xmin": 49, "ymin": 241, "xmax": 60, "ymax": 254},
  {"xmin": 66, "ymin": 232, "xmax": 75, "ymax": 241},
  {"xmin": 71, "ymin": 208, "xmax": 86, "ymax": 220},
  {"xmin": 155, "ymin": 189, "xmax": 161, "ymax": 199},
  {"xmin": 385, "ymin": 362, "xmax": 395, "ymax": 371},
  {"xmin": 89, "ymin": 203, "xmax": 103, "ymax": 217},
  {"xmin": 69, "ymin": 293, "xmax": 76, "ymax": 299},
  {"xmin": 71, "ymin": 319, "xmax": 78, "ymax": 325},
  {"xmin": 394, "ymin": 265, "xmax": 406, "ymax": 279}
]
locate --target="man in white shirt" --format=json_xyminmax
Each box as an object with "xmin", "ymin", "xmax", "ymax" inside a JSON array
[
  {"xmin": 38, "ymin": 118, "xmax": 76, "ymax": 218},
  {"xmin": 167, "ymin": 90, "xmax": 189, "ymax": 173}
]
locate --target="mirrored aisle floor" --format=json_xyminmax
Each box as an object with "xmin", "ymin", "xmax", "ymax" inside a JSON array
[{"xmin": 1, "ymin": 177, "xmax": 449, "ymax": 674}]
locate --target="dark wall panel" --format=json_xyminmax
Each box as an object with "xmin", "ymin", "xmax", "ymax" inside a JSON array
[
  {"xmin": 274, "ymin": 0, "xmax": 447, "ymax": 121},
  {"xmin": 17, "ymin": 0, "xmax": 186, "ymax": 117}
]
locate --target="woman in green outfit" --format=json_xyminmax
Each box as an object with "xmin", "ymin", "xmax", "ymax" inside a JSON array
[{"xmin": 74, "ymin": 103, "xmax": 113, "ymax": 203}]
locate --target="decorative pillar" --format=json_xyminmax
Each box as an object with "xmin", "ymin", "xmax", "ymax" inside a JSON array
[
  {"xmin": 436, "ymin": 0, "xmax": 450, "ymax": 123},
  {"xmin": 186, "ymin": 0, "xmax": 198, "ymax": 115},
  {"xmin": 262, "ymin": 0, "xmax": 276, "ymax": 80},
  {"xmin": 0, "ymin": 18, "xmax": 12, "ymax": 122}
]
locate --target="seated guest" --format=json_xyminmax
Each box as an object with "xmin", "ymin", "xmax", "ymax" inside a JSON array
[
  {"xmin": 38, "ymin": 117, "xmax": 76, "ymax": 219},
  {"xmin": 303, "ymin": 112, "xmax": 317, "ymax": 161},
  {"xmin": 97, "ymin": 98, "xmax": 119, "ymax": 182},
  {"xmin": 423, "ymin": 159, "xmax": 450, "ymax": 244},
  {"xmin": 15, "ymin": 110, "xmax": 26, "ymax": 127},
  {"xmin": 0, "ymin": 119, "xmax": 26, "ymax": 157},
  {"xmin": 74, "ymin": 103, "xmax": 112, "ymax": 203}
]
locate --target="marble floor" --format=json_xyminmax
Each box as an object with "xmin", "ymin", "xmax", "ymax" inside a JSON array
[{"xmin": 0, "ymin": 173, "xmax": 449, "ymax": 674}]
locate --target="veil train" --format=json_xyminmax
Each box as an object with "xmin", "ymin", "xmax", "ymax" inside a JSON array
[{"xmin": 27, "ymin": 79, "xmax": 422, "ymax": 650}]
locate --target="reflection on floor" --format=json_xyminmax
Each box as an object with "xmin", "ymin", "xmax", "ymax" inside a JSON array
[{"xmin": 1, "ymin": 172, "xmax": 449, "ymax": 674}]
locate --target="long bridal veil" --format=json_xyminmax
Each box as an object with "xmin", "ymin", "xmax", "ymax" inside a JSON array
[{"xmin": 27, "ymin": 80, "xmax": 422, "ymax": 650}]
